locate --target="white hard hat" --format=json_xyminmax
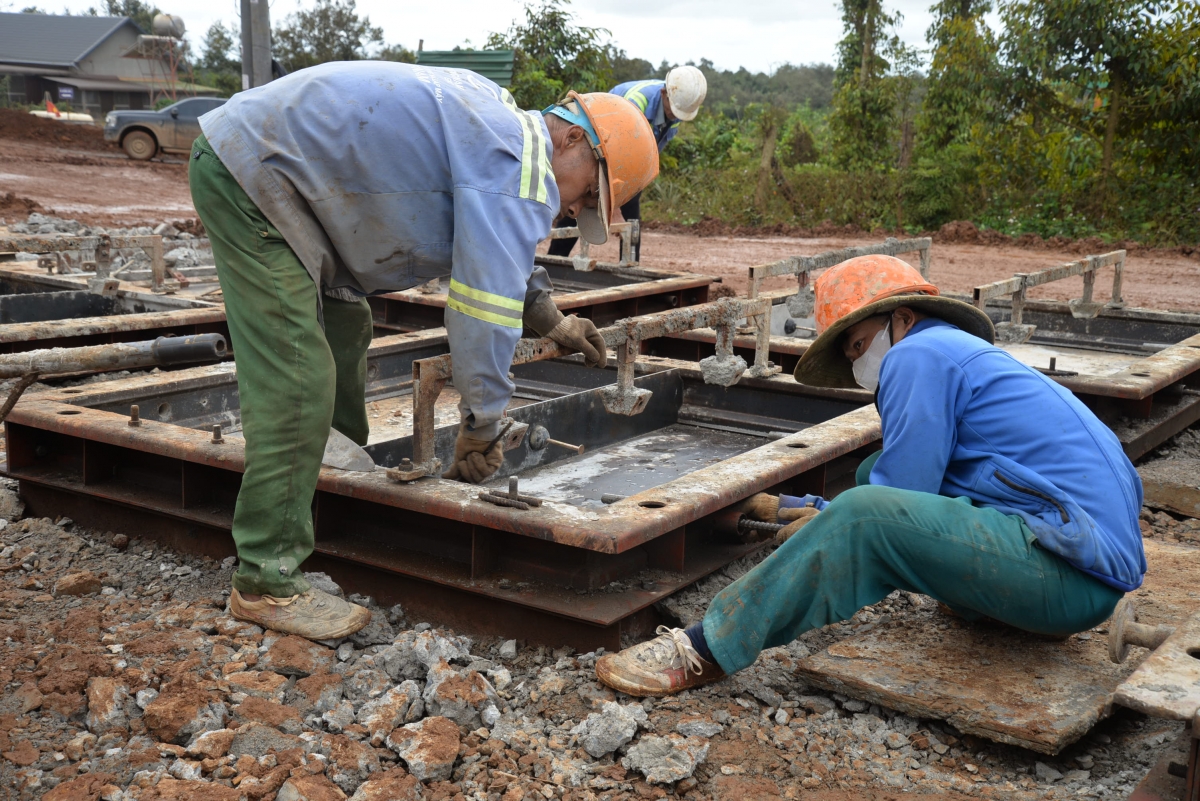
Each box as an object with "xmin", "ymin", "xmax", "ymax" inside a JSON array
[{"xmin": 664, "ymin": 66, "xmax": 707, "ymax": 121}]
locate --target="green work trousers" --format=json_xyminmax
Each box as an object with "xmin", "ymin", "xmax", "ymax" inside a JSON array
[
  {"xmin": 702, "ymin": 449, "xmax": 1124, "ymax": 674},
  {"xmin": 189, "ymin": 135, "xmax": 373, "ymax": 597}
]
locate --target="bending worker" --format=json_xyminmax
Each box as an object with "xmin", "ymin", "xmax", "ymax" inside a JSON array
[
  {"xmin": 597, "ymin": 255, "xmax": 1145, "ymax": 696},
  {"xmin": 189, "ymin": 61, "xmax": 658, "ymax": 640},
  {"xmin": 548, "ymin": 65, "xmax": 707, "ymax": 262}
]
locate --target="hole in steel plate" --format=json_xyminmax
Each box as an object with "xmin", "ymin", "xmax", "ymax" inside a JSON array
[
  {"xmin": 1188, "ymin": 647, "xmax": 1200, "ymax": 660},
  {"xmin": 60, "ymin": 390, "xmax": 83, "ymax": 395},
  {"xmin": 57, "ymin": 410, "xmax": 82, "ymax": 415},
  {"xmin": 157, "ymin": 402, "xmax": 171, "ymax": 420},
  {"xmin": 787, "ymin": 442, "xmax": 809, "ymax": 449},
  {"xmin": 638, "ymin": 500, "xmax": 667, "ymax": 509},
  {"xmin": 1130, "ymin": 372, "xmax": 1151, "ymax": 377}
]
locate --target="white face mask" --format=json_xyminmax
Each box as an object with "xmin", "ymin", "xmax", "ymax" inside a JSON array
[{"xmin": 852, "ymin": 319, "xmax": 892, "ymax": 392}]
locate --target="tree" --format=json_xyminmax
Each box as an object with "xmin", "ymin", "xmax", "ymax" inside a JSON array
[
  {"xmin": 272, "ymin": 0, "xmax": 383, "ymax": 73},
  {"xmin": 998, "ymin": 0, "xmax": 1199, "ymax": 193},
  {"xmin": 827, "ymin": 0, "xmax": 911, "ymax": 170},
  {"xmin": 378, "ymin": 44, "xmax": 417, "ymax": 64},
  {"xmin": 198, "ymin": 21, "xmax": 238, "ymax": 74},
  {"xmin": 917, "ymin": 0, "xmax": 996, "ymax": 152},
  {"xmin": 194, "ymin": 21, "xmax": 240, "ymax": 97},
  {"xmin": 485, "ymin": 0, "xmax": 614, "ymax": 110}
]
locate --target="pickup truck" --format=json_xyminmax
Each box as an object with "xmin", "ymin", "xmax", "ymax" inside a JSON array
[{"xmin": 103, "ymin": 96, "xmax": 226, "ymax": 161}]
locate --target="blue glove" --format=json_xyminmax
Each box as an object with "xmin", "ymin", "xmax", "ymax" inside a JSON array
[{"xmin": 778, "ymin": 493, "xmax": 829, "ymax": 517}]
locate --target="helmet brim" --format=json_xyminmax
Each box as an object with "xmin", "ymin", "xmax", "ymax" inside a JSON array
[
  {"xmin": 576, "ymin": 161, "xmax": 611, "ymax": 245},
  {"xmin": 792, "ymin": 295, "xmax": 996, "ymax": 388}
]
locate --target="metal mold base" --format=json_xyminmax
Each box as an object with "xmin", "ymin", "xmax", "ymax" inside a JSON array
[{"xmin": 2, "ymin": 327, "xmax": 879, "ymax": 647}]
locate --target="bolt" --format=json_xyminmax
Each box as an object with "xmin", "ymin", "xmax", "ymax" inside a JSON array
[
  {"xmin": 1049, "ymin": 357, "xmax": 1057, "ymax": 371},
  {"xmin": 508, "ymin": 476, "xmax": 519, "ymax": 500},
  {"xmin": 547, "ymin": 437, "xmax": 585, "ymax": 455},
  {"xmin": 211, "ymin": 424, "xmax": 223, "ymax": 444},
  {"xmin": 128, "ymin": 405, "xmax": 140, "ymax": 427},
  {"xmin": 399, "ymin": 457, "xmax": 413, "ymax": 469}
]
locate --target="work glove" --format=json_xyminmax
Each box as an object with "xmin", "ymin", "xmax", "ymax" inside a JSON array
[
  {"xmin": 525, "ymin": 293, "xmax": 608, "ymax": 368},
  {"xmin": 442, "ymin": 424, "xmax": 505, "ymax": 484},
  {"xmin": 739, "ymin": 493, "xmax": 780, "ymax": 522},
  {"xmin": 780, "ymin": 493, "xmax": 830, "ymax": 513},
  {"xmin": 548, "ymin": 315, "xmax": 608, "ymax": 369},
  {"xmin": 775, "ymin": 505, "xmax": 821, "ymax": 545}
]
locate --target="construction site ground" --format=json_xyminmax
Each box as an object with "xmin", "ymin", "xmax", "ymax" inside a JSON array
[
  {"xmin": 3, "ymin": 133, "xmax": 1199, "ymax": 311},
  {"xmin": 3, "ymin": 124, "xmax": 1200, "ymax": 801}
]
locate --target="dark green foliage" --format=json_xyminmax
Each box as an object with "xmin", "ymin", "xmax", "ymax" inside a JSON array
[
  {"xmin": 272, "ymin": 0, "xmax": 383, "ymax": 73},
  {"xmin": 485, "ymin": 0, "xmax": 614, "ymax": 109},
  {"xmin": 194, "ymin": 21, "xmax": 240, "ymax": 98},
  {"xmin": 378, "ymin": 44, "xmax": 418, "ymax": 64}
]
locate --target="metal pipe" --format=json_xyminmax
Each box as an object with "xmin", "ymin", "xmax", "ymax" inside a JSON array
[{"xmin": 0, "ymin": 333, "xmax": 227, "ymax": 378}]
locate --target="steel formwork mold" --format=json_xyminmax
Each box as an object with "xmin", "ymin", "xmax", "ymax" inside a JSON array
[{"xmin": 2, "ymin": 328, "xmax": 879, "ymax": 647}]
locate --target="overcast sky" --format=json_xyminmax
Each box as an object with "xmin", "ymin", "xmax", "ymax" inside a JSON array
[{"xmin": 13, "ymin": 0, "xmax": 961, "ymax": 73}]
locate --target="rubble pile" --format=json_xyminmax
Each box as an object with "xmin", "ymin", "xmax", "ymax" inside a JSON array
[{"xmin": 0, "ymin": 463, "xmax": 1184, "ymax": 801}]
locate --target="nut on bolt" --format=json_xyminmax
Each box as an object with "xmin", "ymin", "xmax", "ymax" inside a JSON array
[
  {"xmin": 211, "ymin": 424, "xmax": 224, "ymax": 444},
  {"xmin": 128, "ymin": 405, "xmax": 141, "ymax": 427}
]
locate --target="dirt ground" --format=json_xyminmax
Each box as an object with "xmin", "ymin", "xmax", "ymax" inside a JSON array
[{"xmin": 4, "ymin": 132, "xmax": 1199, "ymax": 312}]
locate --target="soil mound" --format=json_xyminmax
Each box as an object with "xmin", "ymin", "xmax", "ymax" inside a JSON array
[
  {"xmin": 0, "ymin": 107, "xmax": 115, "ymax": 150},
  {"xmin": 0, "ymin": 191, "xmax": 47, "ymax": 219}
]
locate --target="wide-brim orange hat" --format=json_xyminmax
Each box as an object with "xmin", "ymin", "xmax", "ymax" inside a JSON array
[{"xmin": 793, "ymin": 254, "xmax": 995, "ymax": 388}]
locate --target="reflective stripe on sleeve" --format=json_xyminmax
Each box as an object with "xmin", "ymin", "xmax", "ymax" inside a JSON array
[
  {"xmin": 501, "ymin": 89, "xmax": 553, "ymax": 204},
  {"xmin": 623, "ymin": 81, "xmax": 658, "ymax": 113},
  {"xmin": 447, "ymin": 278, "xmax": 524, "ymax": 328}
]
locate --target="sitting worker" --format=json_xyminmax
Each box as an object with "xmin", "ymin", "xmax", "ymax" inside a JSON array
[
  {"xmin": 547, "ymin": 65, "xmax": 707, "ymax": 262},
  {"xmin": 596, "ymin": 254, "xmax": 1145, "ymax": 696},
  {"xmin": 189, "ymin": 61, "xmax": 659, "ymax": 640}
]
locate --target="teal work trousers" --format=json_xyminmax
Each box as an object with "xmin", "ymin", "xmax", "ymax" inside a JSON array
[
  {"xmin": 189, "ymin": 135, "xmax": 373, "ymax": 597},
  {"xmin": 702, "ymin": 449, "xmax": 1124, "ymax": 674}
]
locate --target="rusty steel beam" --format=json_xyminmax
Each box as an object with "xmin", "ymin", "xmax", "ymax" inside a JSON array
[
  {"xmin": 397, "ymin": 298, "xmax": 775, "ymax": 480},
  {"xmin": 0, "ymin": 307, "xmax": 229, "ymax": 353},
  {"xmin": 974, "ymin": 251, "xmax": 1126, "ymax": 343},
  {"xmin": 368, "ymin": 269, "xmax": 714, "ymax": 334},
  {"xmin": 746, "ymin": 237, "xmax": 932, "ymax": 301},
  {"xmin": 0, "ymin": 326, "xmax": 878, "ymax": 646},
  {"xmin": 543, "ymin": 220, "xmax": 640, "ymax": 269}
]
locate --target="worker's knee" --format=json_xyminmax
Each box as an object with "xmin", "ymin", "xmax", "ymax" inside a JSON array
[{"xmin": 823, "ymin": 484, "xmax": 907, "ymax": 519}]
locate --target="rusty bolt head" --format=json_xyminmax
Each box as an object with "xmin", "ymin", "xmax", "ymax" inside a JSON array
[{"xmin": 128, "ymin": 405, "xmax": 141, "ymax": 426}]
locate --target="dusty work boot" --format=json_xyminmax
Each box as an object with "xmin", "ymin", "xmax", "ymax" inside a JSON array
[
  {"xmin": 596, "ymin": 626, "xmax": 726, "ymax": 697},
  {"xmin": 230, "ymin": 587, "xmax": 371, "ymax": 640}
]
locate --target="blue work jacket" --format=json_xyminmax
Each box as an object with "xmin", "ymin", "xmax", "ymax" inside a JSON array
[
  {"xmin": 198, "ymin": 62, "xmax": 559, "ymax": 440},
  {"xmin": 611, "ymin": 80, "xmax": 679, "ymax": 151},
  {"xmin": 869, "ymin": 318, "xmax": 1145, "ymax": 591}
]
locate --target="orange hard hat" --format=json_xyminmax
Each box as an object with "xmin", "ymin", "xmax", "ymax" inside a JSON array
[
  {"xmin": 813, "ymin": 255, "xmax": 938, "ymax": 334},
  {"xmin": 558, "ymin": 90, "xmax": 659, "ymax": 245},
  {"xmin": 794, "ymin": 254, "xmax": 994, "ymax": 388}
]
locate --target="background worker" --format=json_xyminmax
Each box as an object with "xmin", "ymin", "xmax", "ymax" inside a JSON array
[
  {"xmin": 189, "ymin": 61, "xmax": 658, "ymax": 641},
  {"xmin": 596, "ymin": 255, "xmax": 1145, "ymax": 696},
  {"xmin": 547, "ymin": 65, "xmax": 707, "ymax": 262}
]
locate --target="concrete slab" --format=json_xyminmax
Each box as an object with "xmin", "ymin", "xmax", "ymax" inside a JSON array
[
  {"xmin": 1140, "ymin": 459, "xmax": 1200, "ymax": 519},
  {"xmin": 794, "ymin": 539, "xmax": 1200, "ymax": 754}
]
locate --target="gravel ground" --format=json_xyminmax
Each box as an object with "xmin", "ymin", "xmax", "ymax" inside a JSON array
[
  {"xmin": 0, "ymin": 203, "xmax": 1196, "ymax": 799},
  {"xmin": 0, "ymin": 422, "xmax": 1194, "ymax": 801}
]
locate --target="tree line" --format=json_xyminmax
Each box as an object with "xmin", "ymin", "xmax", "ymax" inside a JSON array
[{"xmin": 20, "ymin": 0, "xmax": 1196, "ymax": 244}]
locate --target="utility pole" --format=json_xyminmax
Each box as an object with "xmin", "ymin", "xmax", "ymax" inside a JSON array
[{"xmin": 240, "ymin": 0, "xmax": 273, "ymax": 90}]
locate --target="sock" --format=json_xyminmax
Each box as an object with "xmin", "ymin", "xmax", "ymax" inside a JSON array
[{"xmin": 684, "ymin": 621, "xmax": 715, "ymax": 664}]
